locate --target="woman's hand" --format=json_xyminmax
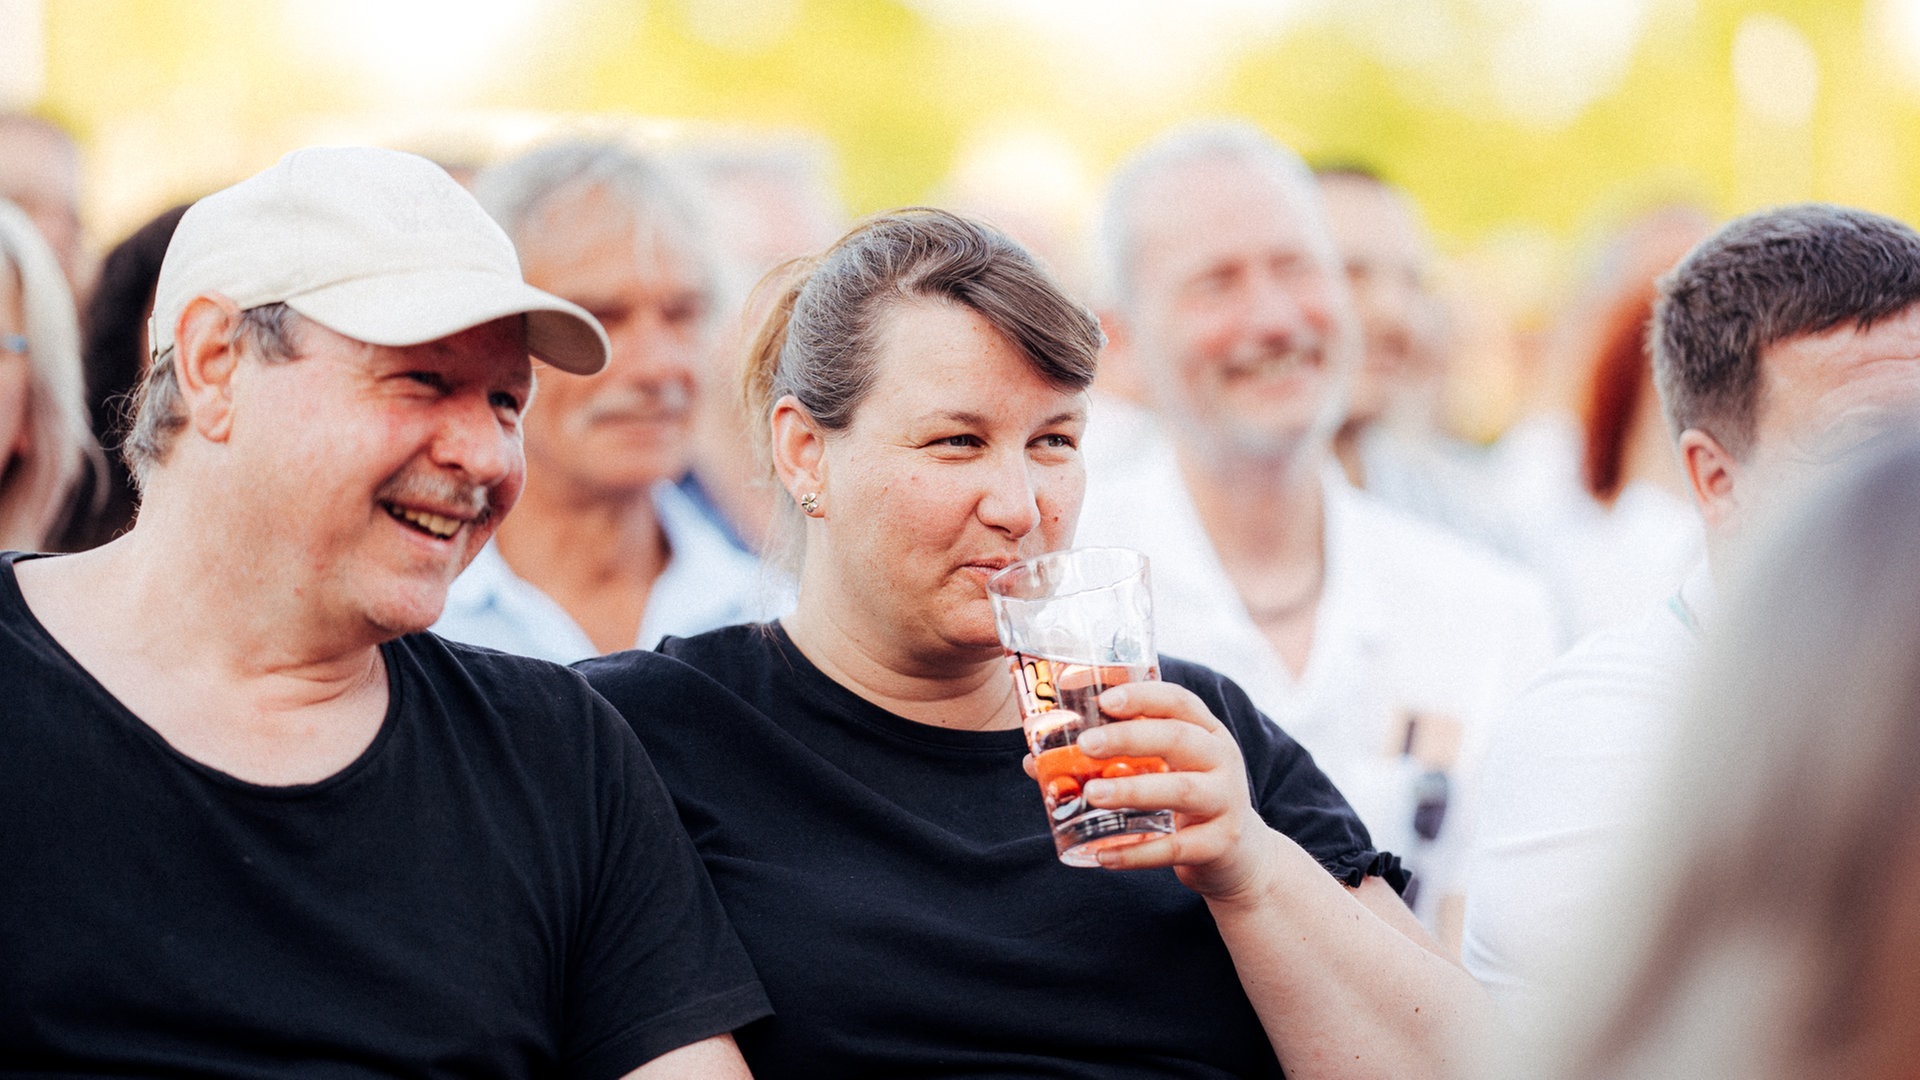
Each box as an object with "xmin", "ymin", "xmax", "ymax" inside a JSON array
[{"xmin": 1069, "ymin": 680, "xmax": 1284, "ymax": 901}]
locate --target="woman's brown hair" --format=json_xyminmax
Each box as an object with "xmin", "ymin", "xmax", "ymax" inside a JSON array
[{"xmin": 741, "ymin": 207, "xmax": 1103, "ymax": 468}]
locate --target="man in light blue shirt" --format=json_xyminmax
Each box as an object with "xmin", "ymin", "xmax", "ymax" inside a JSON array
[{"xmin": 434, "ymin": 140, "xmax": 786, "ymax": 663}]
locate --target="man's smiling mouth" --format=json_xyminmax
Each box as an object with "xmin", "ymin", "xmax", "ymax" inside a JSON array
[{"xmin": 384, "ymin": 503, "xmax": 465, "ymax": 540}]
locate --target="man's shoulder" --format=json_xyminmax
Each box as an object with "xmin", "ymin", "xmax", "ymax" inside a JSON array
[
  {"xmin": 1495, "ymin": 600, "xmax": 1697, "ymax": 755},
  {"xmin": 399, "ymin": 632, "xmax": 619, "ymax": 739},
  {"xmin": 1531, "ymin": 601, "xmax": 1696, "ymax": 699},
  {"xmin": 623, "ymin": 622, "xmax": 772, "ymax": 676},
  {"xmin": 409, "ymin": 629, "xmax": 586, "ymax": 685}
]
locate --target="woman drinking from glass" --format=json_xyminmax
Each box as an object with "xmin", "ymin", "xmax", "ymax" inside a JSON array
[{"xmin": 579, "ymin": 208, "xmax": 1488, "ymax": 1079}]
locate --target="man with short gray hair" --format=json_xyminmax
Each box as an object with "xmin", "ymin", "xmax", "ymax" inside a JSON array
[
  {"xmin": 0, "ymin": 145, "xmax": 767, "ymax": 1076},
  {"xmin": 1466, "ymin": 202, "xmax": 1920, "ymax": 1018},
  {"xmin": 434, "ymin": 138, "xmax": 782, "ymax": 662},
  {"xmin": 1077, "ymin": 121, "xmax": 1557, "ymax": 948}
]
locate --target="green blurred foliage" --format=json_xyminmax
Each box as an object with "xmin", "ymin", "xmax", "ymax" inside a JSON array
[{"xmin": 36, "ymin": 0, "xmax": 1920, "ymax": 252}]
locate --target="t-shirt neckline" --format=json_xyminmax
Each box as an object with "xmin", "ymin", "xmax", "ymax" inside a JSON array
[
  {"xmin": 0, "ymin": 550, "xmax": 404, "ymax": 798},
  {"xmin": 764, "ymin": 621, "xmax": 1029, "ymax": 754}
]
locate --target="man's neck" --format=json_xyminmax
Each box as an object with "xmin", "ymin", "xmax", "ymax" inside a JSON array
[
  {"xmin": 688, "ymin": 463, "xmax": 774, "ymax": 555},
  {"xmin": 1331, "ymin": 418, "xmax": 1371, "ymax": 489},
  {"xmin": 1175, "ymin": 441, "xmax": 1329, "ymax": 677},
  {"xmin": 1619, "ymin": 404, "xmax": 1692, "ymax": 505},
  {"xmin": 1177, "ymin": 442, "xmax": 1326, "ymax": 570},
  {"xmin": 14, "ymin": 519, "xmax": 391, "ymax": 786},
  {"xmin": 492, "ymin": 478, "xmax": 671, "ymax": 654},
  {"xmin": 693, "ymin": 430, "xmax": 775, "ymax": 554},
  {"xmin": 61, "ymin": 486, "xmax": 391, "ymax": 670}
]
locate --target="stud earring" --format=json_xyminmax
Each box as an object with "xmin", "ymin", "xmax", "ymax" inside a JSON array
[{"xmin": 799, "ymin": 491, "xmax": 821, "ymax": 517}]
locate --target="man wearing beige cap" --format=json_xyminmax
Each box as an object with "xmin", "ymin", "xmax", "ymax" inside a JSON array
[
  {"xmin": 433, "ymin": 139, "xmax": 783, "ymax": 664},
  {"xmin": 0, "ymin": 147, "xmax": 766, "ymax": 1077}
]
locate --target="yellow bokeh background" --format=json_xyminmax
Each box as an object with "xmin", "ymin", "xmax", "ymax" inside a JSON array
[
  {"xmin": 22, "ymin": 0, "xmax": 1920, "ymax": 432},
  {"xmin": 36, "ymin": 1, "xmax": 1920, "ymax": 231}
]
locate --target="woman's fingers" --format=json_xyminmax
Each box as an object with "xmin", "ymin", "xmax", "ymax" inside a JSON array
[
  {"xmin": 1051, "ymin": 687, "xmax": 1275, "ymax": 893},
  {"xmin": 1095, "ymin": 681, "xmax": 1223, "ymax": 731},
  {"xmin": 1093, "ymin": 826, "xmax": 1236, "ymax": 872},
  {"xmin": 1082, "ymin": 769, "xmax": 1230, "ymax": 820},
  {"xmin": 1076, "ymin": 716, "xmax": 1225, "ymax": 771}
]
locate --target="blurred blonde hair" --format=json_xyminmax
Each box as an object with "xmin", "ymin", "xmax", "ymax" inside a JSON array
[
  {"xmin": 0, "ymin": 198, "xmax": 95, "ymax": 549},
  {"xmin": 1519, "ymin": 433, "xmax": 1920, "ymax": 1080}
]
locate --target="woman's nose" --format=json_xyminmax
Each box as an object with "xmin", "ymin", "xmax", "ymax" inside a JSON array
[{"xmin": 977, "ymin": 453, "xmax": 1042, "ymax": 538}]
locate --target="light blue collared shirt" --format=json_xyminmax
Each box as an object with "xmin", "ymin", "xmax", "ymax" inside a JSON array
[{"xmin": 432, "ymin": 480, "xmax": 791, "ymax": 664}]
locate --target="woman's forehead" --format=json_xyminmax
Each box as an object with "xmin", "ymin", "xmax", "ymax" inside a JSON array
[{"xmin": 859, "ymin": 303, "xmax": 1084, "ymax": 423}]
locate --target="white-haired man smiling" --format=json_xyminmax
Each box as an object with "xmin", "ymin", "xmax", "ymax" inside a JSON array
[{"xmin": 1078, "ymin": 122, "xmax": 1557, "ymax": 949}]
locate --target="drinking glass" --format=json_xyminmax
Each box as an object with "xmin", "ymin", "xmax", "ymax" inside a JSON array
[{"xmin": 987, "ymin": 547, "xmax": 1177, "ymax": 867}]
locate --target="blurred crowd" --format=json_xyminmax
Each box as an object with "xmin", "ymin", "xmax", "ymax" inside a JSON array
[{"xmin": 4, "ymin": 106, "xmax": 1917, "ymax": 1079}]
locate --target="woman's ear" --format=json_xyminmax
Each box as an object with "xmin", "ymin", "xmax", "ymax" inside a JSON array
[
  {"xmin": 770, "ymin": 394, "xmax": 827, "ymax": 509},
  {"xmin": 173, "ymin": 294, "xmax": 246, "ymax": 445}
]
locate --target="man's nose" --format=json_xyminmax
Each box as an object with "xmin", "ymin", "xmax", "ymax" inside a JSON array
[
  {"xmin": 1247, "ymin": 274, "xmax": 1312, "ymax": 342},
  {"xmin": 434, "ymin": 396, "xmax": 517, "ymax": 485},
  {"xmin": 607, "ymin": 310, "xmax": 699, "ymax": 382}
]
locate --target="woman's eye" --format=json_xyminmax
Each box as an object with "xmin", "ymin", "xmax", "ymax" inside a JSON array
[{"xmin": 1037, "ymin": 433, "xmax": 1076, "ymax": 449}]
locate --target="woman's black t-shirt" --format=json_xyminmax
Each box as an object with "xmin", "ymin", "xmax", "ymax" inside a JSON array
[{"xmin": 579, "ymin": 624, "xmax": 1402, "ymax": 1080}]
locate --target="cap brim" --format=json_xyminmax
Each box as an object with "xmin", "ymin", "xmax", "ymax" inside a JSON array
[{"xmin": 286, "ymin": 269, "xmax": 610, "ymax": 375}]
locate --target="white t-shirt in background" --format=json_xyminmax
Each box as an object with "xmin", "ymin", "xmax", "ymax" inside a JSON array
[
  {"xmin": 1462, "ymin": 564, "xmax": 1711, "ymax": 1019},
  {"xmin": 1078, "ymin": 412, "xmax": 1559, "ymax": 929}
]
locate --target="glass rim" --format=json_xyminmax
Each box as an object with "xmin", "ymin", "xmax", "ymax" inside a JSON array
[{"xmin": 984, "ymin": 546, "xmax": 1149, "ymax": 602}]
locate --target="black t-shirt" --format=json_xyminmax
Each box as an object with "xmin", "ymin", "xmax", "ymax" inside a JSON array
[
  {"xmin": 579, "ymin": 623, "xmax": 1402, "ymax": 1080},
  {"xmin": 0, "ymin": 552, "xmax": 771, "ymax": 1079}
]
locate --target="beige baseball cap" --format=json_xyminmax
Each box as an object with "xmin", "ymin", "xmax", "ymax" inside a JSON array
[{"xmin": 150, "ymin": 145, "xmax": 609, "ymax": 375}]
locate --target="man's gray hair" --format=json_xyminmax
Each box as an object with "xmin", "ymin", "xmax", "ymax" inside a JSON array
[
  {"xmin": 122, "ymin": 303, "xmax": 302, "ymax": 491},
  {"xmin": 472, "ymin": 138, "xmax": 718, "ymax": 308},
  {"xmin": 1091, "ymin": 120, "xmax": 1335, "ymax": 312},
  {"xmin": 1653, "ymin": 204, "xmax": 1920, "ymax": 459}
]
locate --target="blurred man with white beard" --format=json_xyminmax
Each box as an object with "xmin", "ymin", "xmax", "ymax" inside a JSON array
[
  {"xmin": 435, "ymin": 140, "xmax": 782, "ymax": 662},
  {"xmin": 1078, "ymin": 122, "xmax": 1556, "ymax": 949}
]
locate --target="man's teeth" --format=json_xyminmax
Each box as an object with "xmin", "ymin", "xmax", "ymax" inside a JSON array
[
  {"xmin": 388, "ymin": 505, "xmax": 461, "ymax": 539},
  {"xmin": 1231, "ymin": 353, "xmax": 1308, "ymax": 379}
]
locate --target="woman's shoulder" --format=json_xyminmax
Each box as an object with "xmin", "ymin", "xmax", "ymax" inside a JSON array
[
  {"xmin": 573, "ymin": 625, "xmax": 777, "ymax": 722},
  {"xmin": 650, "ymin": 622, "xmax": 788, "ymax": 685},
  {"xmin": 1159, "ymin": 655, "xmax": 1266, "ymax": 731}
]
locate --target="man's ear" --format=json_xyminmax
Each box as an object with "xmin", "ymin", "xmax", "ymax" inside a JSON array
[
  {"xmin": 1678, "ymin": 427, "xmax": 1742, "ymax": 536},
  {"xmin": 173, "ymin": 294, "xmax": 247, "ymax": 445},
  {"xmin": 770, "ymin": 394, "xmax": 827, "ymax": 511},
  {"xmin": 1092, "ymin": 307, "xmax": 1150, "ymax": 407}
]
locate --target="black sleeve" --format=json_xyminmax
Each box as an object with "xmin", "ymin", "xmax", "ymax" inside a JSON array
[
  {"xmin": 1162, "ymin": 657, "xmax": 1409, "ymax": 892},
  {"xmin": 561, "ymin": 677, "xmax": 772, "ymax": 1080}
]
